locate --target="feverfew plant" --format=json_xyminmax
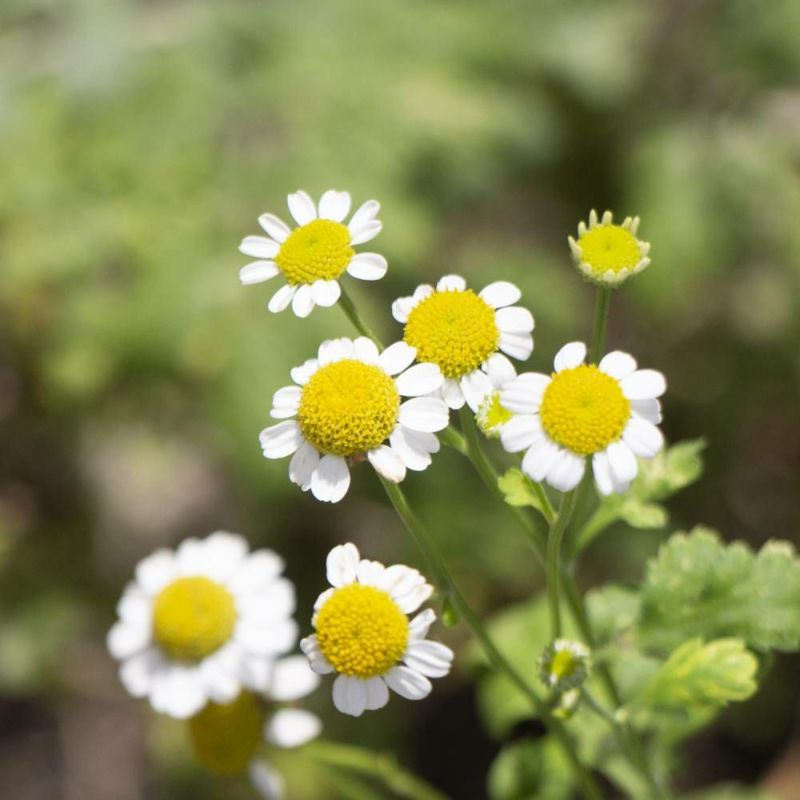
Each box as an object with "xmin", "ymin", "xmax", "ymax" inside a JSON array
[{"xmin": 106, "ymin": 196, "xmax": 800, "ymax": 800}]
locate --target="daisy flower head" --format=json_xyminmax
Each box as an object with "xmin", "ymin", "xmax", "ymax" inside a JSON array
[
  {"xmin": 500, "ymin": 342, "xmax": 666, "ymax": 495},
  {"xmin": 259, "ymin": 337, "xmax": 449, "ymax": 503},
  {"xmin": 107, "ymin": 532, "xmax": 299, "ymax": 719},
  {"xmin": 188, "ymin": 657, "xmax": 321, "ymax": 799},
  {"xmin": 301, "ymin": 543, "xmax": 454, "ymax": 717},
  {"xmin": 475, "ymin": 355, "xmax": 517, "ymax": 439},
  {"xmin": 238, "ymin": 190, "xmax": 386, "ymax": 318},
  {"xmin": 392, "ymin": 275, "xmax": 534, "ymax": 411},
  {"xmin": 568, "ymin": 210, "xmax": 651, "ymax": 287}
]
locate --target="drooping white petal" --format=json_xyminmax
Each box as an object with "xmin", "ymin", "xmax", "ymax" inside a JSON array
[
  {"xmin": 521, "ymin": 438, "xmax": 561, "ymax": 482},
  {"xmin": 287, "ymin": 191, "xmax": 317, "ymax": 226},
  {"xmin": 249, "ymin": 761, "xmax": 285, "ymax": 800},
  {"xmin": 368, "ymin": 446, "xmax": 407, "ymax": 483},
  {"xmin": 460, "ymin": 369, "xmax": 493, "ymax": 412},
  {"xmin": 240, "ymin": 261, "xmax": 280, "ymax": 285},
  {"xmin": 599, "ymin": 351, "xmax": 637, "ymax": 380},
  {"xmin": 398, "ymin": 397, "xmax": 449, "ymax": 433},
  {"xmin": 258, "ymin": 213, "xmax": 291, "ymax": 243},
  {"xmin": 134, "ymin": 549, "xmax": 176, "ymax": 596},
  {"xmin": 268, "ymin": 284, "xmax": 297, "ymax": 313},
  {"xmin": 266, "ymin": 709, "xmax": 322, "ymax": 749},
  {"xmin": 239, "ymin": 236, "xmax": 281, "ymax": 260},
  {"xmin": 347, "ymin": 252, "xmax": 388, "ymax": 281},
  {"xmin": 479, "ymin": 281, "xmax": 521, "ymax": 309},
  {"xmin": 384, "ymin": 666, "xmax": 432, "ymax": 701},
  {"xmin": 268, "ymin": 656, "xmax": 321, "ymax": 702},
  {"xmin": 107, "ymin": 620, "xmax": 150, "ymax": 660},
  {"xmin": 326, "ymin": 543, "xmax": 360, "ymax": 587},
  {"xmin": 259, "ymin": 421, "xmax": 303, "ymax": 459},
  {"xmin": 270, "ymin": 385, "xmax": 302, "ymax": 419},
  {"xmin": 318, "ymin": 190, "xmax": 352, "ymax": 222},
  {"xmin": 622, "ymin": 417, "xmax": 664, "ymax": 458},
  {"xmin": 498, "ymin": 331, "xmax": 534, "ymax": 361},
  {"xmin": 378, "ymin": 341, "xmax": 417, "ymax": 375},
  {"xmin": 436, "ymin": 274, "xmax": 467, "ymax": 292},
  {"xmin": 389, "ymin": 426, "xmax": 439, "ymax": 471},
  {"xmin": 606, "ymin": 440, "xmax": 639, "ymax": 486},
  {"xmin": 620, "ymin": 370, "xmax": 667, "ymax": 400},
  {"xmin": 310, "ymin": 455, "xmax": 351, "ymax": 503},
  {"xmin": 311, "ymin": 279, "xmax": 341, "ymax": 307},
  {"xmin": 409, "ymin": 608, "xmax": 437, "ymax": 640},
  {"xmin": 403, "ymin": 640, "xmax": 453, "ymax": 678},
  {"xmin": 485, "ymin": 353, "xmax": 517, "ymax": 388},
  {"xmin": 495, "ymin": 306, "xmax": 534, "ymax": 334},
  {"xmin": 353, "ymin": 337, "xmax": 380, "ymax": 364},
  {"xmin": 349, "ymin": 220, "xmax": 382, "ymax": 245},
  {"xmin": 554, "ymin": 341, "xmax": 587, "ymax": 372},
  {"xmin": 394, "ymin": 363, "xmax": 443, "ymax": 397},
  {"xmin": 592, "ymin": 451, "xmax": 614, "ymax": 496},
  {"xmin": 441, "ymin": 378, "xmax": 465, "ymax": 409},
  {"xmin": 500, "ymin": 415, "xmax": 542, "ymax": 453},
  {"xmin": 332, "ymin": 674, "xmax": 368, "ymax": 716},
  {"xmin": 300, "ymin": 635, "xmax": 335, "ymax": 675},
  {"xmin": 500, "ymin": 373, "xmax": 549, "ymax": 414},
  {"xmin": 289, "ymin": 441, "xmax": 319, "ymax": 491},
  {"xmin": 291, "ymin": 284, "xmax": 315, "ymax": 318},
  {"xmin": 546, "ymin": 450, "xmax": 585, "ymax": 492}
]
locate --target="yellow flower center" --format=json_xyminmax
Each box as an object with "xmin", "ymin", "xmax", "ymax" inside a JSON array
[
  {"xmin": 477, "ymin": 391, "xmax": 513, "ymax": 437},
  {"xmin": 187, "ymin": 691, "xmax": 267, "ymax": 776},
  {"xmin": 539, "ymin": 365, "xmax": 630, "ymax": 455},
  {"xmin": 549, "ymin": 649, "xmax": 579, "ymax": 682},
  {"xmin": 153, "ymin": 577, "xmax": 236, "ymax": 661},
  {"xmin": 315, "ymin": 584, "xmax": 409, "ymax": 678},
  {"xmin": 275, "ymin": 219, "xmax": 354, "ymax": 285},
  {"xmin": 404, "ymin": 290, "xmax": 499, "ymax": 379},
  {"xmin": 297, "ymin": 360, "xmax": 400, "ymax": 457},
  {"xmin": 577, "ymin": 225, "xmax": 642, "ymax": 275}
]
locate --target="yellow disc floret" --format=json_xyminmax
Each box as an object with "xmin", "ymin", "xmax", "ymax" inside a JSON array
[
  {"xmin": 477, "ymin": 391, "xmax": 513, "ymax": 438},
  {"xmin": 275, "ymin": 219, "xmax": 354, "ymax": 284},
  {"xmin": 576, "ymin": 225, "xmax": 642, "ymax": 276},
  {"xmin": 315, "ymin": 584, "xmax": 409, "ymax": 678},
  {"xmin": 188, "ymin": 691, "xmax": 267, "ymax": 775},
  {"xmin": 404, "ymin": 290, "xmax": 499, "ymax": 379},
  {"xmin": 297, "ymin": 360, "xmax": 400, "ymax": 456},
  {"xmin": 539, "ymin": 365, "xmax": 630, "ymax": 456},
  {"xmin": 153, "ymin": 577, "xmax": 236, "ymax": 661}
]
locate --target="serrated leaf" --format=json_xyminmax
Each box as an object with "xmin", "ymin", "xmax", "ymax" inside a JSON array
[
  {"xmin": 488, "ymin": 738, "xmax": 573, "ymax": 800},
  {"xmin": 638, "ymin": 638, "xmax": 758, "ymax": 711},
  {"xmin": 639, "ymin": 527, "xmax": 800, "ymax": 652},
  {"xmin": 498, "ymin": 468, "xmax": 547, "ymax": 514}
]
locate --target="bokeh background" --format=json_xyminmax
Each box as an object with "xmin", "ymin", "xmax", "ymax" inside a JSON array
[{"xmin": 1, "ymin": 0, "xmax": 799, "ymax": 797}]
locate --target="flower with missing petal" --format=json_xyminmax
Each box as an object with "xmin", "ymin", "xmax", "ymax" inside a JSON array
[
  {"xmin": 500, "ymin": 342, "xmax": 666, "ymax": 494},
  {"xmin": 107, "ymin": 532, "xmax": 298, "ymax": 719},
  {"xmin": 568, "ymin": 210, "xmax": 651, "ymax": 286},
  {"xmin": 188, "ymin": 659, "xmax": 320, "ymax": 800},
  {"xmin": 301, "ymin": 543, "xmax": 454, "ymax": 717},
  {"xmin": 392, "ymin": 275, "xmax": 534, "ymax": 411},
  {"xmin": 259, "ymin": 337, "xmax": 449, "ymax": 503},
  {"xmin": 238, "ymin": 190, "xmax": 386, "ymax": 317}
]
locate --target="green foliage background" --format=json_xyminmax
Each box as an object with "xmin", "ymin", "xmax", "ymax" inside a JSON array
[{"xmin": 0, "ymin": 0, "xmax": 799, "ymax": 797}]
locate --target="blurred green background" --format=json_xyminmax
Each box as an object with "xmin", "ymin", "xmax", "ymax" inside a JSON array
[{"xmin": 1, "ymin": 0, "xmax": 799, "ymax": 797}]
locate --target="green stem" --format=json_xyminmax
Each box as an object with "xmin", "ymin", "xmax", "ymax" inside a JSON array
[
  {"xmin": 306, "ymin": 741, "xmax": 447, "ymax": 800},
  {"xmin": 338, "ymin": 286, "xmax": 383, "ymax": 346},
  {"xmin": 379, "ymin": 478, "xmax": 603, "ymax": 800},
  {"xmin": 439, "ymin": 425, "xmax": 468, "ymax": 455},
  {"xmin": 546, "ymin": 491, "xmax": 578, "ymax": 640},
  {"xmin": 588, "ymin": 287, "xmax": 612, "ymax": 364}
]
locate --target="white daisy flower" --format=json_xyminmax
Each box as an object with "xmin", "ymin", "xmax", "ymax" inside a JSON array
[
  {"xmin": 301, "ymin": 543, "xmax": 454, "ymax": 717},
  {"xmin": 238, "ymin": 189, "xmax": 386, "ymax": 318},
  {"xmin": 475, "ymin": 355, "xmax": 518, "ymax": 439},
  {"xmin": 392, "ymin": 275, "xmax": 534, "ymax": 412},
  {"xmin": 259, "ymin": 336, "xmax": 449, "ymax": 503},
  {"xmin": 187, "ymin": 659, "xmax": 321, "ymax": 800},
  {"xmin": 568, "ymin": 210, "xmax": 651, "ymax": 287},
  {"xmin": 499, "ymin": 341, "xmax": 666, "ymax": 494},
  {"xmin": 107, "ymin": 532, "xmax": 299, "ymax": 719}
]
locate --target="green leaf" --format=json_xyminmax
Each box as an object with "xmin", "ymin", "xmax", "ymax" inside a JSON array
[
  {"xmin": 586, "ymin": 584, "xmax": 641, "ymax": 646},
  {"xmin": 488, "ymin": 738, "xmax": 573, "ymax": 800},
  {"xmin": 498, "ymin": 468, "xmax": 547, "ymax": 515},
  {"xmin": 639, "ymin": 527, "xmax": 800, "ymax": 653},
  {"xmin": 637, "ymin": 638, "xmax": 758, "ymax": 711}
]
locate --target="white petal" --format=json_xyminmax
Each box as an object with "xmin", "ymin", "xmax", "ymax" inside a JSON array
[
  {"xmin": 353, "ymin": 337, "xmax": 380, "ymax": 364},
  {"xmin": 119, "ymin": 647, "xmax": 162, "ymax": 698},
  {"xmin": 239, "ymin": 261, "xmax": 279, "ymax": 285},
  {"xmin": 258, "ymin": 213, "xmax": 291, "ymax": 243},
  {"xmin": 485, "ymin": 353, "xmax": 517, "ymax": 388},
  {"xmin": 259, "ymin": 421, "xmax": 303, "ymax": 459},
  {"xmin": 441, "ymin": 378, "xmax": 465, "ymax": 409},
  {"xmin": 391, "ymin": 295, "xmax": 416, "ymax": 323},
  {"xmin": 134, "ymin": 549, "xmax": 176, "ymax": 596},
  {"xmin": 500, "ymin": 373, "xmax": 549, "ymax": 414},
  {"xmin": 500, "ymin": 415, "xmax": 542, "ymax": 453},
  {"xmin": 394, "ymin": 363, "xmax": 443, "ymax": 397},
  {"xmin": 378, "ymin": 341, "xmax": 417, "ymax": 375},
  {"xmin": 599, "ymin": 351, "xmax": 638, "ymax": 379},
  {"xmin": 310, "ymin": 455, "xmax": 351, "ymax": 503},
  {"xmin": 347, "ymin": 200, "xmax": 380, "ymax": 231},
  {"xmin": 436, "ymin": 274, "xmax": 467, "ymax": 292},
  {"xmin": 326, "ymin": 543, "xmax": 360, "ymax": 587},
  {"xmin": 107, "ymin": 620, "xmax": 150, "ymax": 660},
  {"xmin": 270, "ymin": 385, "xmax": 302, "ymax": 419},
  {"xmin": 201, "ymin": 531, "xmax": 249, "ymax": 583},
  {"xmin": 479, "ymin": 281, "xmax": 521, "ymax": 309},
  {"xmin": 237, "ymin": 579, "xmax": 296, "ymax": 623},
  {"xmin": 199, "ymin": 644, "xmax": 241, "ymax": 703},
  {"xmin": 546, "ymin": 450, "xmax": 585, "ymax": 492},
  {"xmin": 346, "ymin": 252, "xmax": 387, "ymax": 281},
  {"xmin": 364, "ymin": 677, "xmax": 390, "ymax": 711},
  {"xmin": 290, "ymin": 358, "xmax": 319, "ymax": 386},
  {"xmin": 291, "ymin": 284, "xmax": 315, "ymax": 318},
  {"xmin": 389, "ymin": 427, "xmax": 439, "ymax": 472},
  {"xmin": 239, "ymin": 654, "xmax": 274, "ymax": 692},
  {"xmin": 249, "ymin": 761, "xmax": 285, "ymax": 800},
  {"xmin": 289, "ymin": 441, "xmax": 319, "ymax": 491},
  {"xmin": 592, "ymin": 451, "xmax": 615, "ymax": 496},
  {"xmin": 368, "ymin": 446, "xmax": 407, "ymax": 483},
  {"xmin": 498, "ymin": 331, "xmax": 534, "ymax": 361},
  {"xmin": 356, "ymin": 559, "xmax": 386, "ymax": 587},
  {"xmin": 495, "ymin": 306, "xmax": 534, "ymax": 334},
  {"xmin": 631, "ymin": 398, "xmax": 662, "ymax": 425},
  {"xmin": 268, "ymin": 284, "xmax": 297, "ymax": 313},
  {"xmin": 318, "ymin": 337, "xmax": 356, "ymax": 364},
  {"xmin": 554, "ymin": 341, "xmax": 587, "ymax": 372},
  {"xmin": 266, "ymin": 709, "xmax": 322, "ymax": 749},
  {"xmin": 313, "ymin": 588, "xmax": 335, "ymax": 612},
  {"xmin": 409, "ymin": 608, "xmax": 437, "ymax": 640},
  {"xmin": 318, "ymin": 190, "xmax": 352, "ymax": 222},
  {"xmin": 404, "ymin": 640, "xmax": 453, "ymax": 678},
  {"xmin": 394, "ymin": 582, "xmax": 434, "ymax": 614},
  {"xmin": 521, "ymin": 439, "xmax": 561, "ymax": 482},
  {"xmin": 621, "ymin": 370, "xmax": 667, "ymax": 400},
  {"xmin": 349, "ymin": 220, "xmax": 382, "ymax": 245},
  {"xmin": 377, "ymin": 564, "xmax": 424, "ymax": 598},
  {"xmin": 236, "ymin": 618, "xmax": 298, "ymax": 657},
  {"xmin": 384, "ymin": 666, "xmax": 432, "ymax": 701},
  {"xmin": 623, "ymin": 417, "xmax": 664, "ymax": 458},
  {"xmin": 606, "ymin": 440, "xmax": 639, "ymax": 486},
  {"xmin": 398, "ymin": 397, "xmax": 449, "ymax": 433},
  {"xmin": 239, "ymin": 237, "xmax": 281, "ymax": 260},
  {"xmin": 332, "ymin": 675, "xmax": 368, "ymax": 716},
  {"xmin": 300, "ymin": 635, "xmax": 335, "ymax": 675},
  {"xmin": 268, "ymin": 656, "xmax": 321, "ymax": 701},
  {"xmin": 311, "ymin": 279, "xmax": 341, "ymax": 307},
  {"xmin": 287, "ymin": 190, "xmax": 317, "ymax": 225},
  {"xmin": 229, "ymin": 550, "xmax": 286, "ymax": 596},
  {"xmin": 150, "ymin": 664, "xmax": 207, "ymax": 719},
  {"xmin": 117, "ymin": 586, "xmax": 151, "ymax": 627},
  {"xmin": 460, "ymin": 370, "xmax": 493, "ymax": 412}
]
